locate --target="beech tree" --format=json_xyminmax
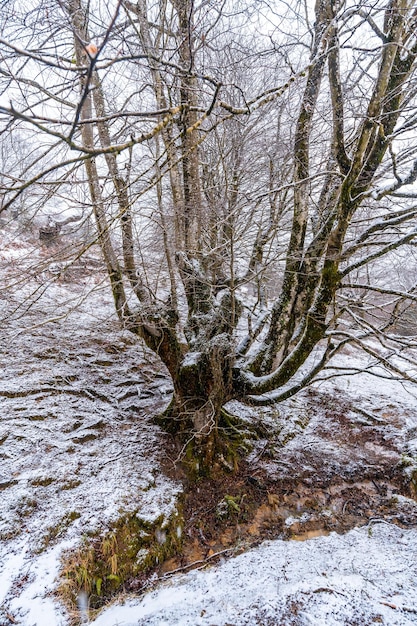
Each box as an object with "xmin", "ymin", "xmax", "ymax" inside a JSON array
[{"xmin": 2, "ymin": 0, "xmax": 417, "ymax": 473}]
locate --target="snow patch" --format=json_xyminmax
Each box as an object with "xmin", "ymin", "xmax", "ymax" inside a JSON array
[{"xmin": 90, "ymin": 524, "xmax": 417, "ymax": 626}]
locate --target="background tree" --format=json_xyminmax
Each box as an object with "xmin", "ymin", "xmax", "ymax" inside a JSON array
[{"xmin": 1, "ymin": 0, "xmax": 417, "ymax": 474}]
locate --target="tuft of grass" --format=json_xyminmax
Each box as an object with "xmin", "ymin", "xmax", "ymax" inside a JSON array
[
  {"xmin": 399, "ymin": 454, "xmax": 415, "ymax": 469},
  {"xmin": 61, "ymin": 479, "xmax": 82, "ymax": 490},
  {"xmin": 398, "ymin": 455, "xmax": 417, "ymax": 498},
  {"xmin": 16, "ymin": 495, "xmax": 38, "ymax": 518},
  {"xmin": 31, "ymin": 476, "xmax": 55, "ymax": 487},
  {"xmin": 58, "ymin": 507, "xmax": 183, "ymax": 613}
]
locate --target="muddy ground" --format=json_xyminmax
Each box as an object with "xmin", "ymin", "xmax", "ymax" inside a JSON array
[{"xmin": 156, "ymin": 387, "xmax": 417, "ymax": 580}]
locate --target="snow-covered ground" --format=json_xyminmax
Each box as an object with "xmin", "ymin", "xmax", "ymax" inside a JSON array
[
  {"xmin": 1, "ymin": 230, "xmax": 417, "ymax": 626},
  {"xmin": 88, "ymin": 355, "xmax": 417, "ymax": 626},
  {"xmin": 90, "ymin": 523, "xmax": 417, "ymax": 626},
  {"xmin": 0, "ymin": 234, "xmax": 180, "ymax": 626}
]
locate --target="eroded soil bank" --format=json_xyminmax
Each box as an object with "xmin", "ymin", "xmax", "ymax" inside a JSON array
[{"xmin": 139, "ymin": 388, "xmax": 417, "ymax": 588}]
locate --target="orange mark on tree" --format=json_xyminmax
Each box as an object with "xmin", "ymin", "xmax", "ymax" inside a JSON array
[{"xmin": 85, "ymin": 43, "xmax": 98, "ymax": 57}]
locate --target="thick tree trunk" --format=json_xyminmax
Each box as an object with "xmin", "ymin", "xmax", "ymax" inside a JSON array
[{"xmin": 156, "ymin": 339, "xmax": 237, "ymax": 476}]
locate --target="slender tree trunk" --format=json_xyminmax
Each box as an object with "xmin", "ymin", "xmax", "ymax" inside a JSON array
[
  {"xmin": 172, "ymin": 0, "xmax": 203, "ymax": 252},
  {"xmin": 91, "ymin": 75, "xmax": 149, "ymax": 302},
  {"xmin": 68, "ymin": 0, "xmax": 129, "ymax": 321},
  {"xmin": 133, "ymin": 0, "xmax": 184, "ymax": 248},
  {"xmin": 249, "ymin": 1, "xmax": 332, "ymax": 374}
]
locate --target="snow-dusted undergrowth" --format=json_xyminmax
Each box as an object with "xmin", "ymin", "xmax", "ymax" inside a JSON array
[
  {"xmin": 0, "ymin": 235, "xmax": 181, "ymax": 625},
  {"xmin": 1, "ymin": 231, "xmax": 417, "ymax": 626},
  {"xmin": 90, "ymin": 523, "xmax": 417, "ymax": 626}
]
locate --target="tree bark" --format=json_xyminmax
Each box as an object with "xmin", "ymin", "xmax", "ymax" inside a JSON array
[
  {"xmin": 158, "ymin": 336, "xmax": 236, "ymax": 475},
  {"xmin": 68, "ymin": 0, "xmax": 129, "ymax": 321}
]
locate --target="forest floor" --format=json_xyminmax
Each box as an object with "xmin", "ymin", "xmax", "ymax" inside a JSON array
[{"xmin": 1, "ymin": 228, "xmax": 417, "ymax": 626}]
